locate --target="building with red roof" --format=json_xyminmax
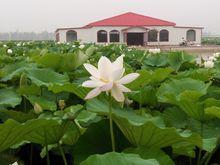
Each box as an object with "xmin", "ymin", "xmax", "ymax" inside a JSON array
[{"xmin": 55, "ymin": 12, "xmax": 203, "ymax": 46}]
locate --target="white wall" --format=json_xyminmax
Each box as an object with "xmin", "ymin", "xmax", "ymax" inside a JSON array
[
  {"xmin": 56, "ymin": 26, "xmax": 202, "ymax": 45},
  {"xmin": 146, "ymin": 26, "xmax": 202, "ymax": 46}
]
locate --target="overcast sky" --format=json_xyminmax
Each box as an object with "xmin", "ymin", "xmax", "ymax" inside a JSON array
[{"xmin": 0, "ymin": 0, "xmax": 219, "ymax": 34}]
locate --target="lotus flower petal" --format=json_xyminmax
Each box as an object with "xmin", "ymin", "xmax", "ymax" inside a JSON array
[
  {"xmin": 117, "ymin": 73, "xmax": 139, "ymax": 84},
  {"xmin": 82, "ymin": 80, "xmax": 105, "ymax": 88},
  {"xmin": 111, "ymin": 85, "xmax": 125, "ymax": 102},
  {"xmin": 85, "ymin": 87, "xmax": 101, "ymax": 100},
  {"xmin": 100, "ymin": 82, "xmax": 113, "ymax": 91},
  {"xmin": 98, "ymin": 56, "xmax": 112, "ymax": 81},
  {"xmin": 117, "ymin": 84, "xmax": 131, "ymax": 92},
  {"xmin": 110, "ymin": 68, "xmax": 125, "ymax": 81},
  {"xmin": 112, "ymin": 54, "xmax": 124, "ymax": 71},
  {"xmin": 84, "ymin": 64, "xmax": 100, "ymax": 78}
]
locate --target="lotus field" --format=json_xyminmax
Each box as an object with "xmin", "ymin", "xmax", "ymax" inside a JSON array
[{"xmin": 0, "ymin": 41, "xmax": 220, "ymax": 165}]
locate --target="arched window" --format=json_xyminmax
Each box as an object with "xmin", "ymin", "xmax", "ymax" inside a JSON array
[
  {"xmin": 186, "ymin": 30, "xmax": 196, "ymax": 41},
  {"xmin": 56, "ymin": 33, "xmax": 60, "ymax": 42},
  {"xmin": 66, "ymin": 30, "xmax": 77, "ymax": 42},
  {"xmin": 159, "ymin": 30, "xmax": 169, "ymax": 42},
  {"xmin": 109, "ymin": 30, "xmax": 120, "ymax": 42},
  {"xmin": 97, "ymin": 30, "xmax": 107, "ymax": 42},
  {"xmin": 148, "ymin": 30, "xmax": 158, "ymax": 42}
]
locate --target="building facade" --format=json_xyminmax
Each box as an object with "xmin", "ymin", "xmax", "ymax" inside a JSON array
[{"xmin": 55, "ymin": 12, "xmax": 203, "ymax": 46}]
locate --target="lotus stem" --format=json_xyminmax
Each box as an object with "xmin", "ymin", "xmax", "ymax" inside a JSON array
[
  {"xmin": 108, "ymin": 94, "xmax": 116, "ymax": 151},
  {"xmin": 139, "ymin": 87, "xmax": 142, "ymax": 110},
  {"xmin": 44, "ymin": 129, "xmax": 50, "ymax": 165},
  {"xmin": 46, "ymin": 145, "xmax": 50, "ymax": 165},
  {"xmin": 30, "ymin": 144, "xmax": 33, "ymax": 165},
  {"xmin": 197, "ymin": 121, "xmax": 204, "ymax": 165},
  {"xmin": 204, "ymin": 145, "xmax": 219, "ymax": 165},
  {"xmin": 189, "ymin": 157, "xmax": 192, "ymax": 165},
  {"xmin": 58, "ymin": 143, "xmax": 68, "ymax": 165}
]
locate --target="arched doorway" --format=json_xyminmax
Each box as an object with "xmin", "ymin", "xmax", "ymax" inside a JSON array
[
  {"xmin": 66, "ymin": 30, "xmax": 77, "ymax": 42},
  {"xmin": 186, "ymin": 30, "xmax": 196, "ymax": 41}
]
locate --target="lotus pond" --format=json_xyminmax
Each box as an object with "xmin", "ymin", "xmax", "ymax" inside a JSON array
[{"xmin": 0, "ymin": 41, "xmax": 219, "ymax": 165}]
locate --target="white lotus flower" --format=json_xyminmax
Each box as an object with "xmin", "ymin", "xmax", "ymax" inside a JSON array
[
  {"xmin": 149, "ymin": 48, "xmax": 161, "ymax": 54},
  {"xmin": 82, "ymin": 55, "xmax": 139, "ymax": 102},
  {"xmin": 79, "ymin": 44, "xmax": 85, "ymax": 49},
  {"xmin": 3, "ymin": 44, "xmax": 7, "ymax": 48},
  {"xmin": 208, "ymin": 56, "xmax": 217, "ymax": 61},
  {"xmin": 11, "ymin": 162, "xmax": 18, "ymax": 165},
  {"xmin": 72, "ymin": 45, "xmax": 76, "ymax": 48},
  {"xmin": 214, "ymin": 52, "xmax": 220, "ymax": 58},
  {"xmin": 204, "ymin": 60, "xmax": 214, "ymax": 68},
  {"xmin": 7, "ymin": 49, "xmax": 13, "ymax": 54}
]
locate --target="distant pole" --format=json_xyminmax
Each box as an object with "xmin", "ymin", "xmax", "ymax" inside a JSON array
[{"xmin": 8, "ymin": 32, "xmax": 11, "ymax": 41}]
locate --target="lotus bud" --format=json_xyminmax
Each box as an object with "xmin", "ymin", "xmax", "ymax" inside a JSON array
[
  {"xmin": 79, "ymin": 44, "xmax": 85, "ymax": 49},
  {"xmin": 125, "ymin": 97, "xmax": 133, "ymax": 106},
  {"xmin": 19, "ymin": 73, "xmax": 27, "ymax": 87},
  {"xmin": 7, "ymin": 49, "xmax": 13, "ymax": 54},
  {"xmin": 34, "ymin": 103, "xmax": 43, "ymax": 114},
  {"xmin": 59, "ymin": 100, "xmax": 66, "ymax": 110},
  {"xmin": 204, "ymin": 60, "xmax": 214, "ymax": 68}
]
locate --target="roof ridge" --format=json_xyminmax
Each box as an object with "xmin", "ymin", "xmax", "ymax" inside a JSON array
[
  {"xmin": 126, "ymin": 12, "xmax": 176, "ymax": 25},
  {"xmin": 86, "ymin": 12, "xmax": 132, "ymax": 26},
  {"xmin": 85, "ymin": 12, "xmax": 176, "ymax": 27}
]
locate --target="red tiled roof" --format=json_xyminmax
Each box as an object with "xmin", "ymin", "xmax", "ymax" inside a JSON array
[{"xmin": 85, "ymin": 12, "xmax": 176, "ymax": 27}]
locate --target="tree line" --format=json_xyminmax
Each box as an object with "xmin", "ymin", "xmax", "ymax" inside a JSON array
[{"xmin": 0, "ymin": 31, "xmax": 54, "ymax": 41}]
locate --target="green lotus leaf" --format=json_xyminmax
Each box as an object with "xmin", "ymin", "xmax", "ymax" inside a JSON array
[
  {"xmin": 174, "ymin": 68, "xmax": 214, "ymax": 81},
  {"xmin": 129, "ymin": 86, "xmax": 157, "ymax": 106},
  {"xmin": 86, "ymin": 99, "xmax": 202, "ymax": 149},
  {"xmin": 124, "ymin": 147, "xmax": 174, "ymax": 165},
  {"xmin": 204, "ymin": 106, "xmax": 220, "ymax": 119},
  {"xmin": 157, "ymin": 78, "xmax": 210, "ymax": 103},
  {"xmin": 25, "ymin": 120, "xmax": 82, "ymax": 146},
  {"xmin": 0, "ymin": 88, "xmax": 22, "ymax": 109},
  {"xmin": 172, "ymin": 142, "xmax": 196, "ymax": 157},
  {"xmin": 80, "ymin": 152, "xmax": 159, "ymax": 165},
  {"xmin": 0, "ymin": 110, "xmax": 36, "ymax": 122},
  {"xmin": 128, "ymin": 68, "xmax": 173, "ymax": 90},
  {"xmin": 0, "ymin": 118, "xmax": 58, "ymax": 152},
  {"xmin": 34, "ymin": 51, "xmax": 89, "ymax": 72},
  {"xmin": 48, "ymin": 83, "xmax": 89, "ymax": 99},
  {"xmin": 26, "ymin": 68, "xmax": 69, "ymax": 87},
  {"xmin": 163, "ymin": 107, "xmax": 188, "ymax": 129},
  {"xmin": 167, "ymin": 51, "xmax": 194, "ymax": 71},
  {"xmin": 26, "ymin": 95, "xmax": 57, "ymax": 111},
  {"xmin": 157, "ymin": 78, "xmax": 210, "ymax": 120},
  {"xmin": 0, "ymin": 61, "xmax": 30, "ymax": 81},
  {"xmin": 144, "ymin": 53, "xmax": 168, "ymax": 67},
  {"xmin": 113, "ymin": 114, "xmax": 202, "ymax": 149}
]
